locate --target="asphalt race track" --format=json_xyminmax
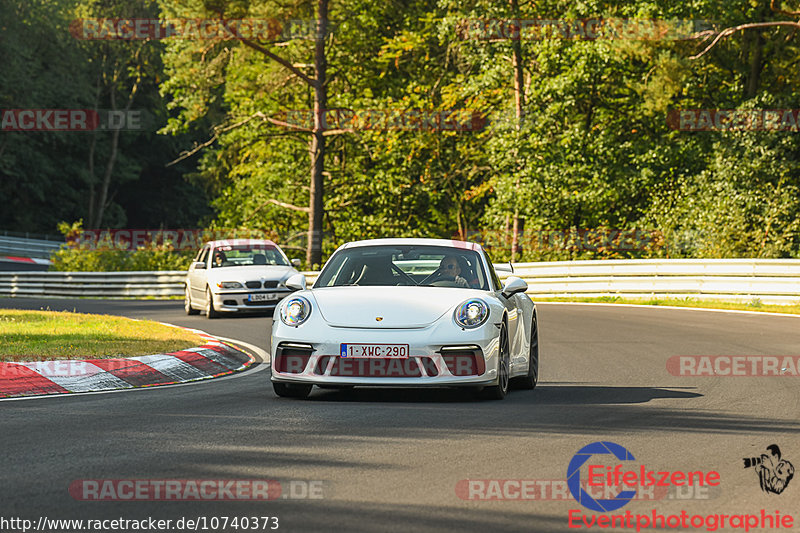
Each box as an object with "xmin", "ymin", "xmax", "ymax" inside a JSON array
[{"xmin": 2, "ymin": 298, "xmax": 800, "ymax": 532}]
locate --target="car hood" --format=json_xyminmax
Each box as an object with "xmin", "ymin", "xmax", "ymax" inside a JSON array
[
  {"xmin": 206, "ymin": 265, "xmax": 297, "ymax": 283},
  {"xmin": 310, "ymin": 286, "xmax": 489, "ymax": 328}
]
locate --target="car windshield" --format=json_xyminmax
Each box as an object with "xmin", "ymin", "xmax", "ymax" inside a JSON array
[
  {"xmin": 211, "ymin": 244, "xmax": 289, "ymax": 268},
  {"xmin": 314, "ymin": 245, "xmax": 489, "ymax": 289}
]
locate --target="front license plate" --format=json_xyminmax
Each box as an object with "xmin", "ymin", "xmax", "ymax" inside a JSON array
[
  {"xmin": 340, "ymin": 344, "xmax": 409, "ymax": 358},
  {"xmin": 248, "ymin": 293, "xmax": 278, "ymax": 302}
]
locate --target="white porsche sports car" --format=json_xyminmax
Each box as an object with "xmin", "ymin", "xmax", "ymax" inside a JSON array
[
  {"xmin": 270, "ymin": 238, "xmax": 539, "ymax": 400},
  {"xmin": 185, "ymin": 239, "xmax": 301, "ymax": 318}
]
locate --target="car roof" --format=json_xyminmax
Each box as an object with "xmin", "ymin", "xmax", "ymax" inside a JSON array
[
  {"xmin": 337, "ymin": 237, "xmax": 482, "ymax": 252},
  {"xmin": 206, "ymin": 239, "xmax": 278, "ymax": 247}
]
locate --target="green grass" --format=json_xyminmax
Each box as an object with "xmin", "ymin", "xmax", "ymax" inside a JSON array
[
  {"xmin": 533, "ymin": 296, "xmax": 800, "ymax": 315},
  {"xmin": 0, "ymin": 309, "xmax": 206, "ymax": 361}
]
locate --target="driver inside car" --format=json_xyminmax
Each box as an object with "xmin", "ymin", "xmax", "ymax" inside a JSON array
[
  {"xmin": 435, "ymin": 256, "xmax": 469, "ymax": 287},
  {"xmin": 212, "ymin": 250, "xmax": 227, "ymax": 268}
]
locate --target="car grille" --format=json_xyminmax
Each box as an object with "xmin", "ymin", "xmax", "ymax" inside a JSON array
[{"xmin": 245, "ymin": 280, "xmax": 281, "ymax": 289}]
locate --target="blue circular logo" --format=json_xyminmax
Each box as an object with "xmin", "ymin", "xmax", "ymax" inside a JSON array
[{"xmin": 567, "ymin": 441, "xmax": 637, "ymax": 512}]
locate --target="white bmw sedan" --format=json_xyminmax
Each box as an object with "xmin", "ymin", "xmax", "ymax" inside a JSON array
[
  {"xmin": 185, "ymin": 239, "xmax": 301, "ymax": 318},
  {"xmin": 270, "ymin": 238, "xmax": 539, "ymax": 400}
]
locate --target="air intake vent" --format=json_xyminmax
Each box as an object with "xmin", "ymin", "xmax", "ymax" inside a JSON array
[
  {"xmin": 439, "ymin": 346, "xmax": 485, "ymax": 376},
  {"xmin": 274, "ymin": 343, "xmax": 314, "ymax": 374}
]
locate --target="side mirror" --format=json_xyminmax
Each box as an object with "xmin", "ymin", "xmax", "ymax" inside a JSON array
[
  {"xmin": 501, "ymin": 276, "xmax": 528, "ymax": 298},
  {"xmin": 285, "ymin": 273, "xmax": 307, "ymax": 291},
  {"xmin": 291, "ymin": 258, "xmax": 302, "ymax": 268},
  {"xmin": 193, "ymin": 261, "xmax": 206, "ymax": 270}
]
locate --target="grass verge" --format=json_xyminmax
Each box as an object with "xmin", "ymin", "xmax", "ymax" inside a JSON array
[
  {"xmin": 0, "ymin": 309, "xmax": 207, "ymax": 361},
  {"xmin": 533, "ymin": 296, "xmax": 800, "ymax": 315}
]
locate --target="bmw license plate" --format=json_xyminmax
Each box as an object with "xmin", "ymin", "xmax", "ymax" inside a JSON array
[
  {"xmin": 340, "ymin": 344, "xmax": 409, "ymax": 358},
  {"xmin": 248, "ymin": 293, "xmax": 278, "ymax": 302}
]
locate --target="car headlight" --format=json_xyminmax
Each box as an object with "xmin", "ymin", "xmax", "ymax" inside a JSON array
[
  {"xmin": 216, "ymin": 281, "xmax": 243, "ymax": 289},
  {"xmin": 280, "ymin": 296, "xmax": 312, "ymax": 326},
  {"xmin": 454, "ymin": 299, "xmax": 489, "ymax": 329}
]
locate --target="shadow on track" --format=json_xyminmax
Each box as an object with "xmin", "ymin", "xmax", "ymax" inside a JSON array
[{"xmin": 306, "ymin": 383, "xmax": 702, "ymax": 405}]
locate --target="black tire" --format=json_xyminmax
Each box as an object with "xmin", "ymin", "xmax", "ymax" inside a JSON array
[
  {"xmin": 484, "ymin": 322, "xmax": 510, "ymax": 400},
  {"xmin": 205, "ymin": 287, "xmax": 219, "ymax": 319},
  {"xmin": 185, "ymin": 285, "xmax": 200, "ymax": 315},
  {"xmin": 273, "ymin": 382, "xmax": 313, "ymax": 398},
  {"xmin": 511, "ymin": 310, "xmax": 538, "ymax": 390}
]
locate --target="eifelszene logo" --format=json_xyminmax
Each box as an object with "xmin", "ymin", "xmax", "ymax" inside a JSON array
[
  {"xmin": 743, "ymin": 445, "xmax": 794, "ymax": 495},
  {"xmin": 567, "ymin": 441, "xmax": 721, "ymax": 512}
]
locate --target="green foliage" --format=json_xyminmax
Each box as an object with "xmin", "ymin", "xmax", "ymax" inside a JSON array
[
  {"xmin": 50, "ymin": 221, "xmax": 194, "ymax": 271},
  {"xmin": 5, "ymin": 0, "xmax": 800, "ymax": 264}
]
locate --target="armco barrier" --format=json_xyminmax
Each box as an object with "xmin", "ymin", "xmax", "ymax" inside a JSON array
[
  {"xmin": 0, "ymin": 271, "xmax": 320, "ymax": 299},
  {"xmin": 0, "ymin": 260, "xmax": 799, "ymax": 303},
  {"xmin": 0, "ymin": 235, "xmax": 62, "ymax": 259},
  {"xmin": 507, "ymin": 258, "xmax": 800, "ymax": 304}
]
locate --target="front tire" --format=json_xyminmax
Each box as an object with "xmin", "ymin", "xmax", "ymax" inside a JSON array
[
  {"xmin": 511, "ymin": 310, "xmax": 538, "ymax": 390},
  {"xmin": 484, "ymin": 323, "xmax": 510, "ymax": 400},
  {"xmin": 205, "ymin": 287, "xmax": 219, "ymax": 319},
  {"xmin": 185, "ymin": 285, "xmax": 200, "ymax": 315},
  {"xmin": 273, "ymin": 382, "xmax": 313, "ymax": 398}
]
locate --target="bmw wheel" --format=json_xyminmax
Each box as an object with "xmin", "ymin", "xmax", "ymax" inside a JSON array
[{"xmin": 205, "ymin": 287, "xmax": 219, "ymax": 319}]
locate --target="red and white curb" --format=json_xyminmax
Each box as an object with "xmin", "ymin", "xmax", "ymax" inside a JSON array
[
  {"xmin": 0, "ymin": 326, "xmax": 254, "ymax": 399},
  {"xmin": 0, "ymin": 255, "xmax": 51, "ymax": 266}
]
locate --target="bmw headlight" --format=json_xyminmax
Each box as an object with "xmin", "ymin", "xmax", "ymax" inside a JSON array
[
  {"xmin": 280, "ymin": 296, "xmax": 312, "ymax": 326},
  {"xmin": 454, "ymin": 299, "xmax": 489, "ymax": 329},
  {"xmin": 216, "ymin": 281, "xmax": 243, "ymax": 289}
]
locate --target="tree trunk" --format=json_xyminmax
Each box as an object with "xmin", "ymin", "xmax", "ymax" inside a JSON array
[
  {"xmin": 509, "ymin": 0, "xmax": 525, "ymax": 262},
  {"xmin": 306, "ymin": 0, "xmax": 328, "ymax": 267}
]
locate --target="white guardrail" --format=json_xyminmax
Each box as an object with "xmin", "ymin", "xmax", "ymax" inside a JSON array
[
  {"xmin": 0, "ymin": 259, "xmax": 799, "ymax": 303},
  {"xmin": 0, "ymin": 235, "xmax": 62, "ymax": 259}
]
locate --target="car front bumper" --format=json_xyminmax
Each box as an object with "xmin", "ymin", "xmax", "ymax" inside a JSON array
[
  {"xmin": 270, "ymin": 321, "xmax": 501, "ymax": 387},
  {"xmin": 212, "ymin": 289, "xmax": 293, "ymax": 312}
]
